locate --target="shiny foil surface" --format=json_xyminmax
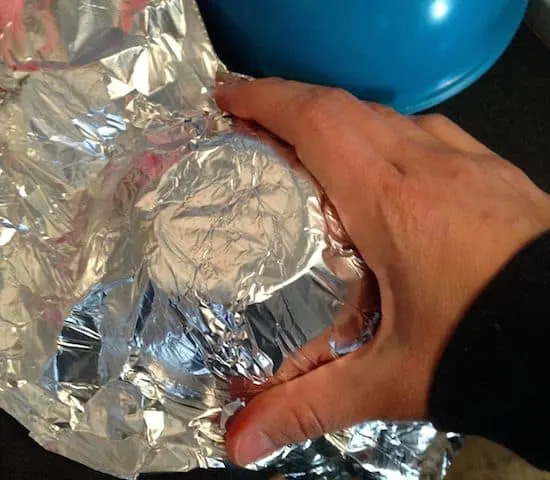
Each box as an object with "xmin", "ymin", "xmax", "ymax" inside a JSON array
[{"xmin": 0, "ymin": 1, "xmax": 459, "ymax": 478}]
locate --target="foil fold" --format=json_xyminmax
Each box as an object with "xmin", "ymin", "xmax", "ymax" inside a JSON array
[{"xmin": 0, "ymin": 1, "xmax": 459, "ymax": 478}]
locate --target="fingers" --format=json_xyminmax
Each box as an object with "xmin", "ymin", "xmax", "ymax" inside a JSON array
[
  {"xmin": 232, "ymin": 119, "xmax": 304, "ymax": 173},
  {"xmin": 232, "ymin": 275, "xmax": 378, "ymax": 401},
  {"xmin": 278, "ymin": 271, "xmax": 378, "ymax": 378},
  {"xmin": 230, "ymin": 330, "xmax": 336, "ymax": 404},
  {"xmin": 216, "ymin": 78, "xmax": 398, "ymax": 202},
  {"xmin": 272, "ymin": 329, "xmax": 335, "ymax": 384},
  {"xmin": 216, "ymin": 79, "xmax": 404, "ymax": 266},
  {"xmin": 217, "ymin": 78, "xmax": 376, "ymax": 150},
  {"xmin": 225, "ymin": 345, "xmax": 417, "ymax": 467}
]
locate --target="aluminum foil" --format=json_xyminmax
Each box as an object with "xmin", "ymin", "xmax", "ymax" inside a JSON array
[{"xmin": 0, "ymin": 1, "xmax": 459, "ymax": 478}]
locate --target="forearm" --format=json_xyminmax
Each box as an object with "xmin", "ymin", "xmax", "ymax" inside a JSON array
[{"xmin": 429, "ymin": 231, "xmax": 550, "ymax": 470}]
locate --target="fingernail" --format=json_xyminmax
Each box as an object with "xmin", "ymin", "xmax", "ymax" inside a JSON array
[
  {"xmin": 233, "ymin": 431, "xmax": 277, "ymax": 466},
  {"xmin": 216, "ymin": 73, "xmax": 249, "ymax": 89},
  {"xmin": 216, "ymin": 81, "xmax": 239, "ymax": 91}
]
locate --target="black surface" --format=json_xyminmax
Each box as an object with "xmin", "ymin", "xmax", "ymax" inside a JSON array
[
  {"xmin": 432, "ymin": 25, "xmax": 550, "ymax": 193},
  {"xmin": 2, "ymin": 23, "xmax": 550, "ymax": 480}
]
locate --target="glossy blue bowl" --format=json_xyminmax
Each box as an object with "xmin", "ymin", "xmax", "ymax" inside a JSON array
[{"xmin": 198, "ymin": 0, "xmax": 528, "ymax": 113}]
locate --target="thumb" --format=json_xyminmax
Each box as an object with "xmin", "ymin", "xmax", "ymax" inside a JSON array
[{"xmin": 226, "ymin": 346, "xmax": 411, "ymax": 466}]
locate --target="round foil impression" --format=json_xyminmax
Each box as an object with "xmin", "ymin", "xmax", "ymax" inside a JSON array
[{"xmin": 142, "ymin": 132, "xmax": 325, "ymax": 307}]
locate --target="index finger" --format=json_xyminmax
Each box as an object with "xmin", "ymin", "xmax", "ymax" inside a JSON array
[{"xmin": 215, "ymin": 78, "xmax": 396, "ymax": 201}]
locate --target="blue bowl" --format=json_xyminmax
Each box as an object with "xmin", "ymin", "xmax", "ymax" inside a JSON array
[{"xmin": 198, "ymin": 0, "xmax": 527, "ymax": 113}]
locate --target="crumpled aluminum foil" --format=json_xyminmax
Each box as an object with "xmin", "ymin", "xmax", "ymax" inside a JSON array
[{"xmin": 0, "ymin": 1, "xmax": 459, "ymax": 478}]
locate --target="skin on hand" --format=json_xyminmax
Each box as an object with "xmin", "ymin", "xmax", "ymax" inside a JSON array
[{"xmin": 215, "ymin": 78, "xmax": 550, "ymax": 466}]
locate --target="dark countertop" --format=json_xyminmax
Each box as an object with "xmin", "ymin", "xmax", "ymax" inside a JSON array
[
  {"xmin": 432, "ymin": 24, "xmax": 550, "ymax": 193},
  {"xmin": 2, "ymin": 23, "xmax": 550, "ymax": 480}
]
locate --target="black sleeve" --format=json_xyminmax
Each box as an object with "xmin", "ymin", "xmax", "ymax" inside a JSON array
[{"xmin": 428, "ymin": 231, "xmax": 550, "ymax": 471}]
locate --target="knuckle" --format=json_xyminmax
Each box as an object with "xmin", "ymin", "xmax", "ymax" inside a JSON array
[
  {"xmin": 447, "ymin": 152, "xmax": 481, "ymax": 178},
  {"xmin": 284, "ymin": 402, "xmax": 328, "ymax": 443},
  {"xmin": 263, "ymin": 76, "xmax": 286, "ymax": 86},
  {"xmin": 416, "ymin": 113, "xmax": 451, "ymax": 130},
  {"xmin": 369, "ymin": 102, "xmax": 396, "ymax": 116},
  {"xmin": 492, "ymin": 155, "xmax": 526, "ymax": 177},
  {"xmin": 493, "ymin": 159, "xmax": 536, "ymax": 189},
  {"xmin": 297, "ymin": 87, "xmax": 353, "ymax": 129}
]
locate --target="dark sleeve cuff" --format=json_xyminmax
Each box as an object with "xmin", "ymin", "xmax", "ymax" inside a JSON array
[{"xmin": 428, "ymin": 231, "xmax": 550, "ymax": 471}]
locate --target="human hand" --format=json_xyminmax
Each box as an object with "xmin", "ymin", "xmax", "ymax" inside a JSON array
[{"xmin": 216, "ymin": 78, "xmax": 550, "ymax": 466}]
